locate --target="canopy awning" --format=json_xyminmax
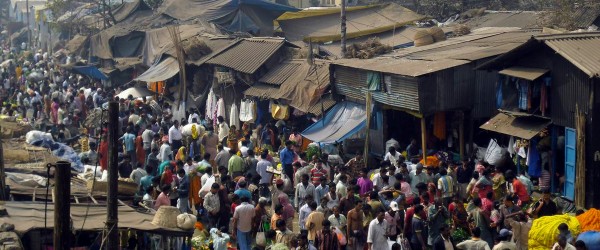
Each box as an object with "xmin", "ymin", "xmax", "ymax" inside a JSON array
[
  {"xmin": 499, "ymin": 67, "xmax": 549, "ymax": 81},
  {"xmin": 72, "ymin": 66, "xmax": 109, "ymax": 80},
  {"xmin": 480, "ymin": 112, "xmax": 551, "ymax": 139},
  {"xmin": 116, "ymin": 86, "xmax": 155, "ymax": 99},
  {"xmin": 301, "ymin": 101, "xmax": 366, "ymax": 143},
  {"xmin": 134, "ymin": 57, "xmax": 179, "ymax": 82}
]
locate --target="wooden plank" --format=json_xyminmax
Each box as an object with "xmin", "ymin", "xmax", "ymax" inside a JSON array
[
  {"xmin": 74, "ymin": 196, "xmax": 79, "ymax": 204},
  {"xmin": 89, "ymin": 194, "xmax": 98, "ymax": 204}
]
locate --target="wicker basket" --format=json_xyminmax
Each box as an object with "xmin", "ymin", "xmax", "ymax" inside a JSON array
[
  {"xmin": 152, "ymin": 206, "xmax": 181, "ymax": 228},
  {"xmin": 86, "ymin": 180, "xmax": 138, "ymax": 196}
]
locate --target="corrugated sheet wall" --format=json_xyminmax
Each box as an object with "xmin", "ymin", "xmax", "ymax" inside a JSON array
[
  {"xmin": 550, "ymin": 55, "xmax": 592, "ymax": 128},
  {"xmin": 334, "ymin": 66, "xmax": 367, "ymax": 100},
  {"xmin": 418, "ymin": 66, "xmax": 475, "ymax": 114},
  {"xmin": 474, "ymin": 59, "xmax": 500, "ymax": 118},
  {"xmin": 373, "ymin": 75, "xmax": 420, "ymax": 111}
]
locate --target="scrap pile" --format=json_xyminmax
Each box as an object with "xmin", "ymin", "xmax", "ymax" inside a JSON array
[
  {"xmin": 181, "ymin": 36, "xmax": 212, "ymax": 61},
  {"xmin": 345, "ymin": 38, "xmax": 392, "ymax": 59}
]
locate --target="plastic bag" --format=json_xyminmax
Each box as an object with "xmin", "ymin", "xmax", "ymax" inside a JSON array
[
  {"xmin": 177, "ymin": 213, "xmax": 196, "ymax": 230},
  {"xmin": 25, "ymin": 130, "xmax": 53, "ymax": 144},
  {"xmin": 334, "ymin": 227, "xmax": 347, "ymax": 245},
  {"xmin": 484, "ymin": 139, "xmax": 506, "ymax": 166},
  {"xmin": 199, "ymin": 176, "xmax": 215, "ymax": 198}
]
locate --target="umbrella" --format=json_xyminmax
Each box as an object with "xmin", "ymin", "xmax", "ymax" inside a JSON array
[{"xmin": 116, "ymin": 86, "xmax": 155, "ymax": 99}]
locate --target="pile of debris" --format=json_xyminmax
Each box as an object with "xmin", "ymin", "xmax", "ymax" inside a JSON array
[
  {"xmin": 345, "ymin": 38, "xmax": 392, "ymax": 59},
  {"xmin": 181, "ymin": 36, "xmax": 212, "ymax": 61}
]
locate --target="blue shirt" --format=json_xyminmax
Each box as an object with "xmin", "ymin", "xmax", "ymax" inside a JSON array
[
  {"xmin": 234, "ymin": 188, "xmax": 252, "ymax": 201},
  {"xmin": 279, "ymin": 147, "xmax": 294, "ymax": 165},
  {"xmin": 120, "ymin": 133, "xmax": 136, "ymax": 152},
  {"xmin": 315, "ymin": 185, "xmax": 329, "ymax": 205},
  {"xmin": 140, "ymin": 175, "xmax": 154, "ymax": 193}
]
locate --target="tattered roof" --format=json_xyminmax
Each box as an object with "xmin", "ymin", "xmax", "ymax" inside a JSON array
[
  {"xmin": 456, "ymin": 11, "xmax": 544, "ymax": 30},
  {"xmin": 333, "ymin": 28, "xmax": 540, "ymax": 77},
  {"xmin": 259, "ymin": 60, "xmax": 303, "ymax": 85},
  {"xmin": 277, "ymin": 3, "xmax": 425, "ymax": 43},
  {"xmin": 480, "ymin": 32, "xmax": 600, "ymax": 77},
  {"xmin": 64, "ymin": 35, "xmax": 88, "ymax": 53},
  {"xmin": 206, "ymin": 38, "xmax": 295, "ymax": 74},
  {"xmin": 0, "ymin": 201, "xmax": 191, "ymax": 236},
  {"xmin": 244, "ymin": 83, "xmax": 280, "ymax": 99}
]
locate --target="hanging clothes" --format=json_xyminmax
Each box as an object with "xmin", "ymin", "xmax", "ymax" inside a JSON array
[
  {"xmin": 527, "ymin": 138, "xmax": 542, "ymax": 178},
  {"xmin": 239, "ymin": 99, "xmax": 256, "ymax": 123},
  {"xmin": 517, "ymin": 79, "xmax": 529, "ymax": 110},
  {"xmin": 206, "ymin": 89, "xmax": 218, "ymax": 128},
  {"xmin": 496, "ymin": 76, "xmax": 504, "ymax": 108},
  {"xmin": 507, "ymin": 136, "xmax": 515, "ymax": 157},
  {"xmin": 271, "ymin": 104, "xmax": 289, "ymax": 120},
  {"xmin": 216, "ymin": 98, "xmax": 226, "ymax": 121},
  {"xmin": 541, "ymin": 77, "xmax": 551, "ymax": 116},
  {"xmin": 239, "ymin": 100, "xmax": 249, "ymax": 122},
  {"xmin": 433, "ymin": 112, "xmax": 446, "ymax": 140},
  {"xmin": 230, "ymin": 103, "xmax": 240, "ymax": 129}
]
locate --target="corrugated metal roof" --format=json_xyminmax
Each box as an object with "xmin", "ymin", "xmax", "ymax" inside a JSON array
[
  {"xmin": 259, "ymin": 60, "xmax": 303, "ymax": 85},
  {"xmin": 206, "ymin": 38, "xmax": 287, "ymax": 74},
  {"xmin": 542, "ymin": 34, "xmax": 600, "ymax": 77},
  {"xmin": 307, "ymin": 96, "xmax": 336, "ymax": 116},
  {"xmin": 457, "ymin": 11, "xmax": 544, "ymax": 30},
  {"xmin": 572, "ymin": 6, "xmax": 600, "ymax": 28},
  {"xmin": 480, "ymin": 112, "xmax": 551, "ymax": 139},
  {"xmin": 332, "ymin": 28, "xmax": 540, "ymax": 77},
  {"xmin": 243, "ymin": 84, "xmax": 280, "ymax": 99}
]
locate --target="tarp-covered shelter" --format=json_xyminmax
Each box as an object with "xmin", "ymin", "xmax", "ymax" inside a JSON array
[
  {"xmin": 244, "ymin": 59, "xmax": 332, "ymax": 115},
  {"xmin": 134, "ymin": 56, "xmax": 180, "ymax": 82},
  {"xmin": 277, "ymin": 3, "xmax": 425, "ymax": 43},
  {"xmin": 0, "ymin": 201, "xmax": 191, "ymax": 236},
  {"xmin": 116, "ymin": 85, "xmax": 155, "ymax": 99},
  {"xmin": 157, "ymin": 0, "xmax": 298, "ymax": 36},
  {"xmin": 302, "ymin": 101, "xmax": 366, "ymax": 143},
  {"xmin": 64, "ymin": 35, "xmax": 89, "ymax": 54},
  {"xmin": 72, "ymin": 65, "xmax": 109, "ymax": 80}
]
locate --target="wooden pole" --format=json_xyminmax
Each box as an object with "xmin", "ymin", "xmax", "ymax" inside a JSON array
[
  {"xmin": 106, "ymin": 102, "xmax": 119, "ymax": 249},
  {"xmin": 340, "ymin": 0, "xmax": 347, "ymax": 58},
  {"xmin": 421, "ymin": 116, "xmax": 427, "ymax": 165},
  {"xmin": 53, "ymin": 161, "xmax": 71, "ymax": 250},
  {"xmin": 364, "ymin": 92, "xmax": 371, "ymax": 165},
  {"xmin": 459, "ymin": 111, "xmax": 465, "ymax": 160},
  {"xmin": 0, "ymin": 126, "xmax": 5, "ymax": 200}
]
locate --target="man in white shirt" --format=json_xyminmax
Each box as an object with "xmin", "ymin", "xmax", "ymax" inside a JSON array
[
  {"xmin": 410, "ymin": 164, "xmax": 428, "ymax": 195},
  {"xmin": 367, "ymin": 209, "xmax": 389, "ymax": 250},
  {"xmin": 384, "ymin": 147, "xmax": 402, "ymax": 168},
  {"xmin": 217, "ymin": 116, "xmax": 229, "ymax": 144},
  {"xmin": 129, "ymin": 163, "xmax": 148, "ymax": 186},
  {"xmin": 551, "ymin": 234, "xmax": 576, "ymax": 250},
  {"xmin": 141, "ymin": 124, "xmax": 155, "ymax": 159},
  {"xmin": 158, "ymin": 140, "xmax": 172, "ymax": 162},
  {"xmin": 169, "ymin": 120, "xmax": 183, "ymax": 154},
  {"xmin": 256, "ymin": 151, "xmax": 273, "ymax": 198},
  {"xmin": 295, "ymin": 174, "xmax": 316, "ymax": 210},
  {"xmin": 232, "ymin": 196, "xmax": 255, "ymax": 250}
]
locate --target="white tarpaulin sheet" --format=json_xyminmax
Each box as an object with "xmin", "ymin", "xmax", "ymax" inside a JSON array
[
  {"xmin": 134, "ymin": 57, "xmax": 180, "ymax": 82},
  {"xmin": 116, "ymin": 86, "xmax": 155, "ymax": 99},
  {"xmin": 301, "ymin": 101, "xmax": 366, "ymax": 143}
]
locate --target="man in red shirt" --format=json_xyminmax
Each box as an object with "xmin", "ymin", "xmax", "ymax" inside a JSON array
[
  {"xmin": 310, "ymin": 160, "xmax": 328, "ymax": 186},
  {"xmin": 507, "ymin": 170, "xmax": 530, "ymax": 206}
]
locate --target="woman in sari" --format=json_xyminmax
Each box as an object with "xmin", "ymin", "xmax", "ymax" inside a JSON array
[
  {"xmin": 135, "ymin": 135, "xmax": 145, "ymax": 166},
  {"xmin": 99, "ymin": 134, "xmax": 109, "ymax": 171},
  {"xmin": 476, "ymin": 169, "xmax": 494, "ymax": 200},
  {"xmin": 175, "ymin": 146, "xmax": 186, "ymax": 162},
  {"xmin": 227, "ymin": 125, "xmax": 238, "ymax": 152},
  {"xmin": 201, "ymin": 128, "xmax": 219, "ymax": 162},
  {"xmin": 492, "ymin": 166, "xmax": 507, "ymax": 200},
  {"xmin": 279, "ymin": 194, "xmax": 295, "ymax": 230}
]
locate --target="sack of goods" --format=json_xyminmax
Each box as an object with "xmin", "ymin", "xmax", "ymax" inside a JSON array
[{"xmin": 177, "ymin": 213, "xmax": 196, "ymax": 230}]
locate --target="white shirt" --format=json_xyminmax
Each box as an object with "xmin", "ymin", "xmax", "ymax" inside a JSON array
[
  {"xmin": 129, "ymin": 168, "xmax": 148, "ymax": 185},
  {"xmin": 218, "ymin": 122, "xmax": 229, "ymax": 141},
  {"xmin": 141, "ymin": 129, "xmax": 154, "ymax": 149},
  {"xmin": 294, "ymin": 183, "xmax": 316, "ymax": 209},
  {"xmin": 551, "ymin": 243, "xmax": 576, "ymax": 250},
  {"xmin": 233, "ymin": 202, "xmax": 255, "ymax": 232},
  {"xmin": 256, "ymin": 159, "xmax": 273, "ymax": 185},
  {"xmin": 158, "ymin": 144, "xmax": 172, "ymax": 162},
  {"xmin": 188, "ymin": 113, "xmax": 199, "ymax": 125},
  {"xmin": 168, "ymin": 126, "xmax": 183, "ymax": 143},
  {"xmin": 367, "ymin": 218, "xmax": 388, "ymax": 249},
  {"xmin": 298, "ymin": 204, "xmax": 312, "ymax": 230},
  {"xmin": 384, "ymin": 152, "xmax": 402, "ymax": 167},
  {"xmin": 181, "ymin": 123, "xmax": 205, "ymax": 139}
]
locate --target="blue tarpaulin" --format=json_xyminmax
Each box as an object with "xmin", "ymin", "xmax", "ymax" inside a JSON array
[
  {"xmin": 73, "ymin": 66, "xmax": 109, "ymax": 80},
  {"xmin": 301, "ymin": 101, "xmax": 366, "ymax": 143}
]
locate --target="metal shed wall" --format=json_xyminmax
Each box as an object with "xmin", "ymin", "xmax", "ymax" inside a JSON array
[
  {"xmin": 550, "ymin": 54, "xmax": 592, "ymax": 128},
  {"xmin": 373, "ymin": 74, "xmax": 420, "ymax": 111},
  {"xmin": 334, "ymin": 65, "xmax": 367, "ymax": 100},
  {"xmin": 418, "ymin": 65, "xmax": 475, "ymax": 114},
  {"xmin": 474, "ymin": 58, "xmax": 500, "ymax": 118}
]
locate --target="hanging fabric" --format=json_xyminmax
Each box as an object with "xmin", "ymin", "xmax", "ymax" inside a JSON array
[
  {"xmin": 527, "ymin": 138, "xmax": 542, "ymax": 178},
  {"xmin": 271, "ymin": 104, "xmax": 289, "ymax": 120},
  {"xmin": 496, "ymin": 76, "xmax": 504, "ymax": 109},
  {"xmin": 541, "ymin": 77, "xmax": 551, "ymax": 116},
  {"xmin": 517, "ymin": 79, "xmax": 528, "ymax": 110},
  {"xmin": 216, "ymin": 98, "xmax": 226, "ymax": 121},
  {"xmin": 527, "ymin": 81, "xmax": 533, "ymax": 110},
  {"xmin": 249, "ymin": 100, "xmax": 257, "ymax": 122},
  {"xmin": 367, "ymin": 71, "xmax": 381, "ymax": 91},
  {"xmin": 507, "ymin": 136, "xmax": 515, "ymax": 157},
  {"xmin": 230, "ymin": 103, "xmax": 240, "ymax": 129},
  {"xmin": 239, "ymin": 100, "xmax": 249, "ymax": 122},
  {"xmin": 433, "ymin": 112, "xmax": 446, "ymax": 140},
  {"xmin": 206, "ymin": 89, "xmax": 218, "ymax": 128}
]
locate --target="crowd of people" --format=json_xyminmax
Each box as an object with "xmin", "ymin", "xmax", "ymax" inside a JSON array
[{"xmin": 0, "ymin": 44, "xmax": 592, "ymax": 250}]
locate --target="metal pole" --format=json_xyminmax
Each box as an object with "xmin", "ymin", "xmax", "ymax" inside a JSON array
[
  {"xmin": 106, "ymin": 102, "xmax": 119, "ymax": 249},
  {"xmin": 421, "ymin": 116, "xmax": 427, "ymax": 165},
  {"xmin": 340, "ymin": 0, "xmax": 347, "ymax": 58},
  {"xmin": 54, "ymin": 161, "xmax": 71, "ymax": 250}
]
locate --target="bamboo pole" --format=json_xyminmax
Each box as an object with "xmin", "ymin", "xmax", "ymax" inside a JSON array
[
  {"xmin": 421, "ymin": 116, "xmax": 427, "ymax": 165},
  {"xmin": 364, "ymin": 92, "xmax": 371, "ymax": 165},
  {"xmin": 575, "ymin": 104, "xmax": 586, "ymax": 207}
]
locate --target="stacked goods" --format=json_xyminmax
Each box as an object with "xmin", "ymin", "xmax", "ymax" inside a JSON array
[
  {"xmin": 577, "ymin": 208, "xmax": 600, "ymax": 232},
  {"xmin": 454, "ymin": 24, "xmax": 471, "ymax": 36},
  {"xmin": 345, "ymin": 37, "xmax": 392, "ymax": 59},
  {"xmin": 414, "ymin": 30, "xmax": 434, "ymax": 47},
  {"xmin": 528, "ymin": 214, "xmax": 581, "ymax": 250},
  {"xmin": 428, "ymin": 27, "xmax": 446, "ymax": 42},
  {"xmin": 177, "ymin": 213, "xmax": 196, "ymax": 230},
  {"xmin": 181, "ymin": 36, "xmax": 212, "ymax": 61}
]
